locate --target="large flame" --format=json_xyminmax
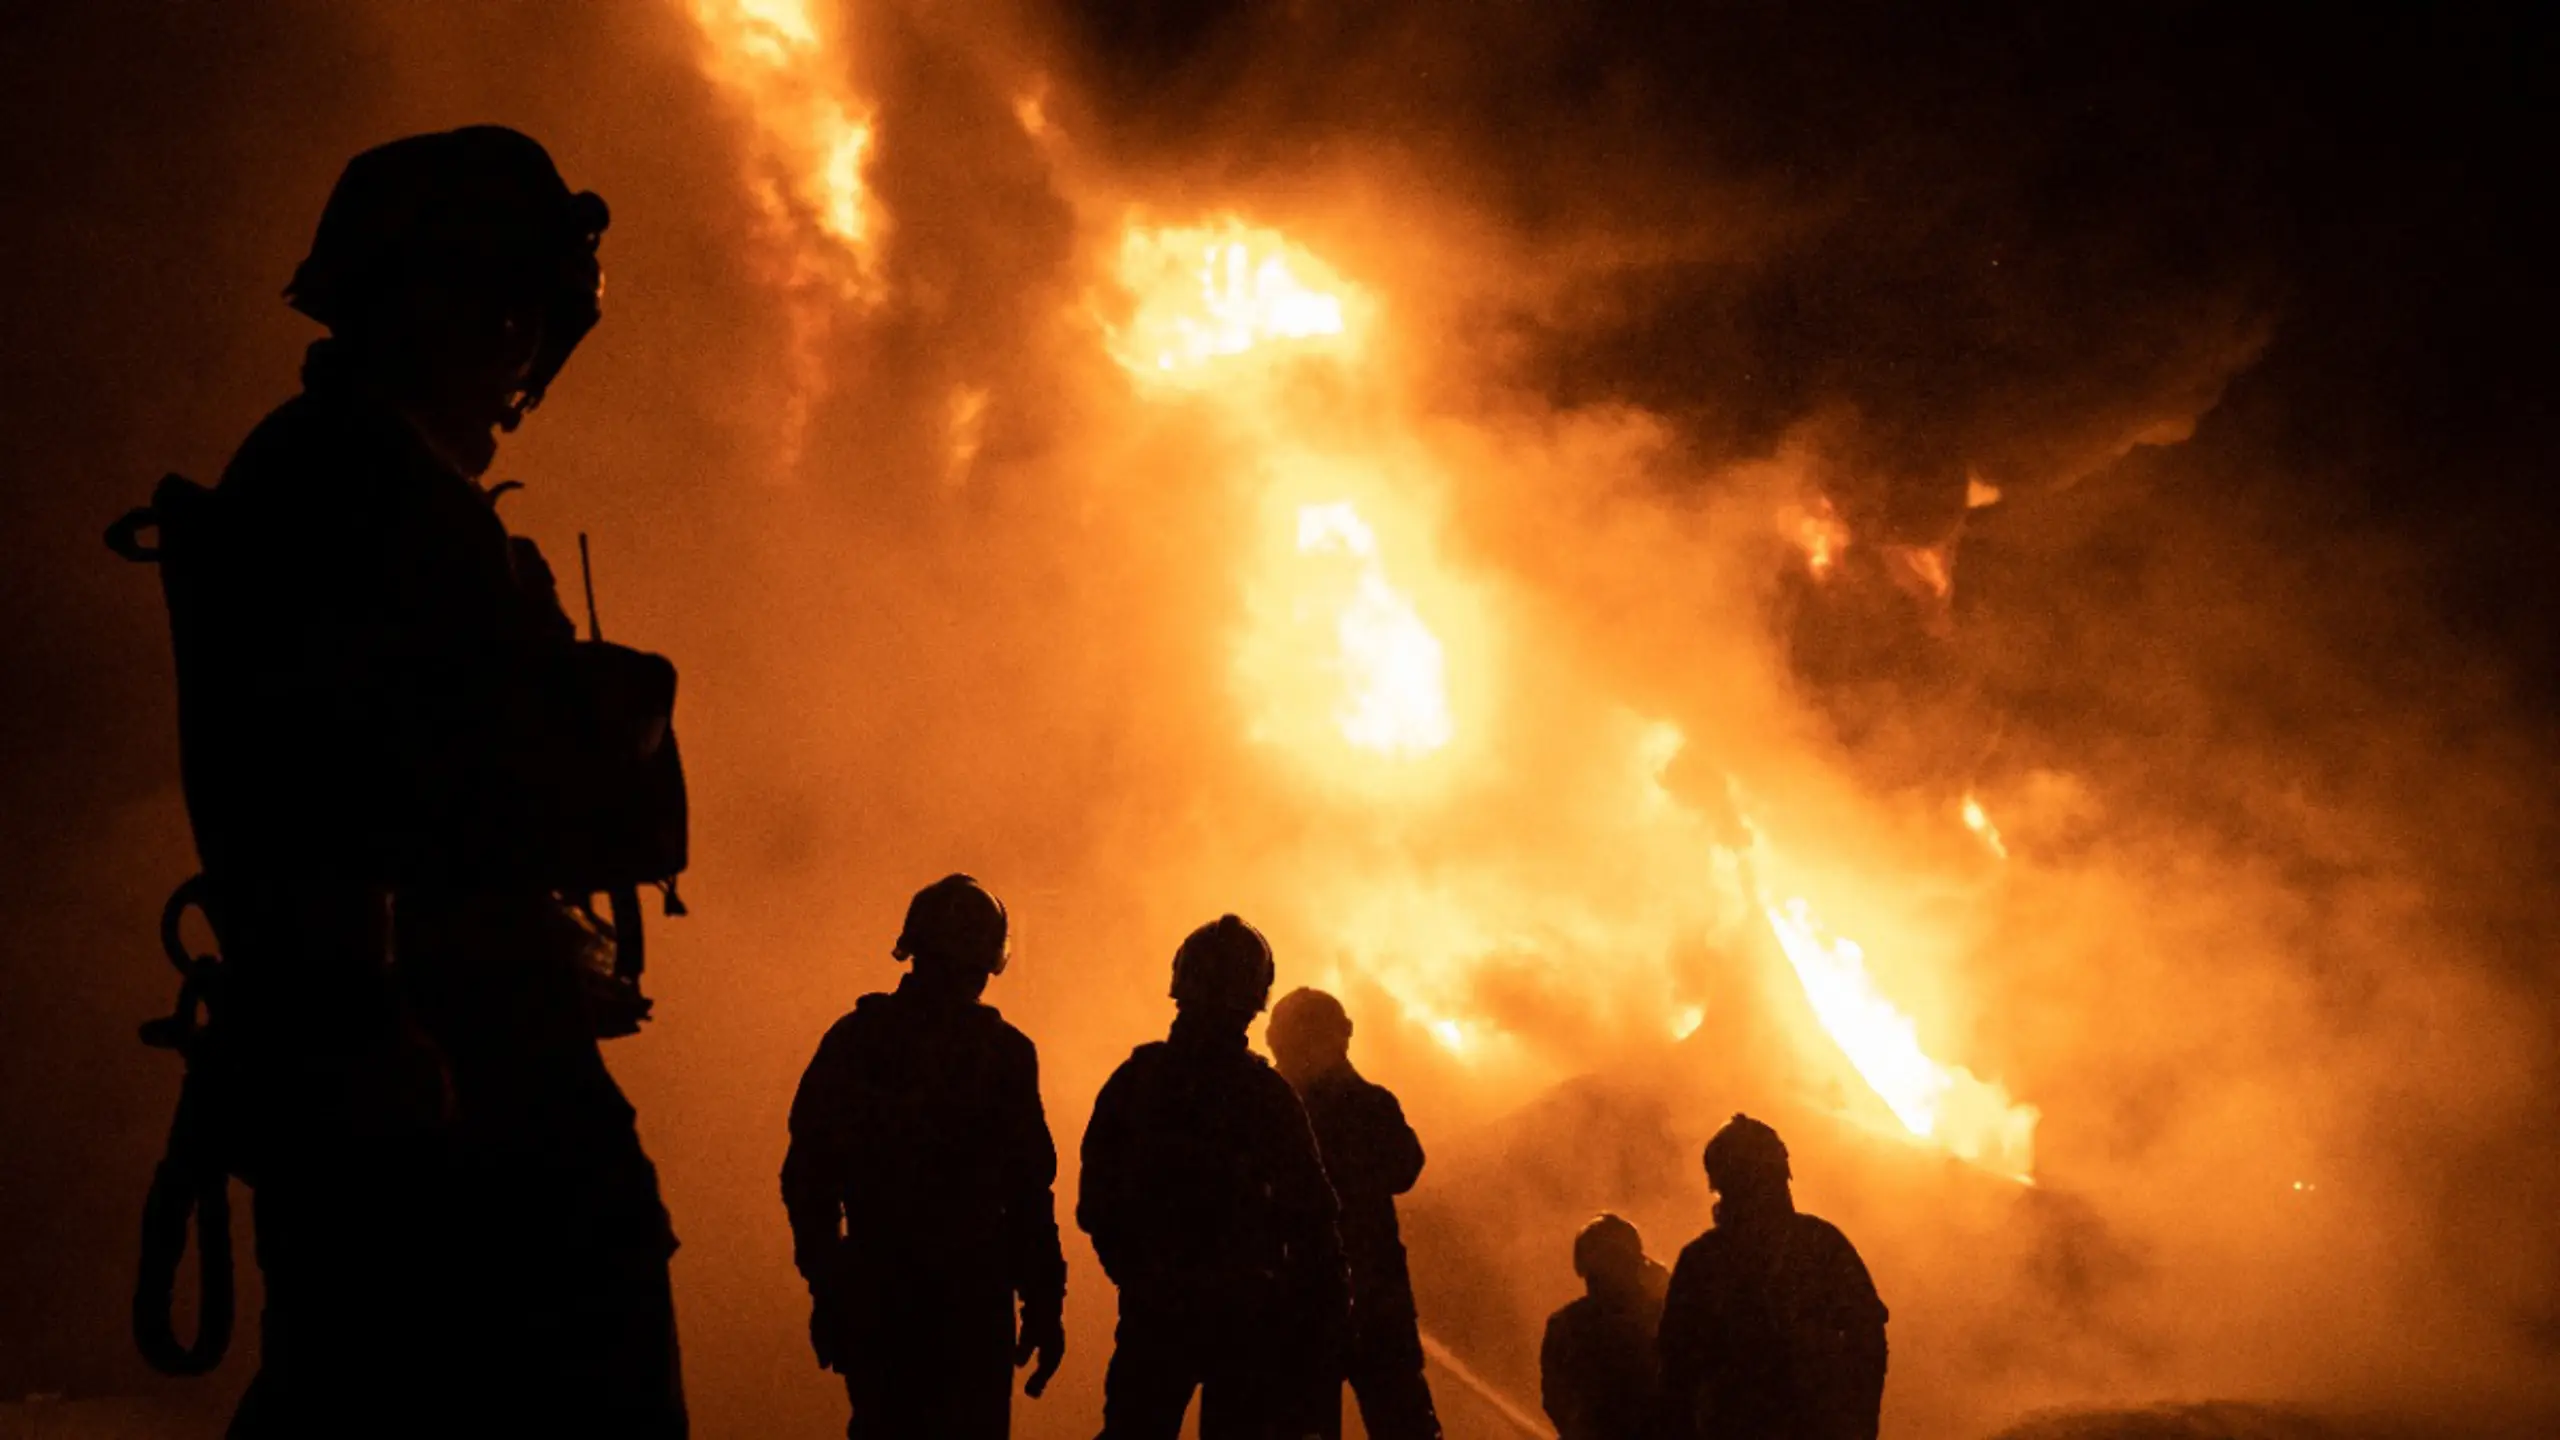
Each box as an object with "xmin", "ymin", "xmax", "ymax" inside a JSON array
[
  {"xmin": 679, "ymin": 0, "xmax": 880, "ymax": 464},
  {"xmin": 1294, "ymin": 502, "xmax": 1454, "ymax": 757},
  {"xmin": 1110, "ymin": 215, "xmax": 2038, "ymax": 1170},
  {"xmin": 1762, "ymin": 896, "xmax": 2037, "ymax": 1176},
  {"xmin": 684, "ymin": 0, "xmax": 879, "ymax": 272},
  {"xmin": 1109, "ymin": 219, "xmax": 1358, "ymax": 383}
]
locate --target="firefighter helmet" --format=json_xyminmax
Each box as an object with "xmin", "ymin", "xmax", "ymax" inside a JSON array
[
  {"xmin": 1702, "ymin": 1113, "xmax": 1791, "ymax": 1189},
  {"xmin": 893, "ymin": 873, "xmax": 1010, "ymax": 976},
  {"xmin": 1170, "ymin": 914, "xmax": 1275, "ymax": 1014},
  {"xmin": 1267, "ymin": 986, "xmax": 1351, "ymax": 1046},
  {"xmin": 286, "ymin": 125, "xmax": 609, "ymax": 429},
  {"xmin": 1572, "ymin": 1212, "xmax": 1644, "ymax": 1282}
]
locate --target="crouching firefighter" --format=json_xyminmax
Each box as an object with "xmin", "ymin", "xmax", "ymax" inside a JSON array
[
  {"xmin": 108, "ymin": 126, "xmax": 691, "ymax": 1438},
  {"xmin": 782, "ymin": 875, "xmax": 1069, "ymax": 1439}
]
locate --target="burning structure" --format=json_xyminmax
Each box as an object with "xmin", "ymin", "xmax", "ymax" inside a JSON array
[{"xmin": 3, "ymin": 2, "xmax": 2559, "ymax": 1438}]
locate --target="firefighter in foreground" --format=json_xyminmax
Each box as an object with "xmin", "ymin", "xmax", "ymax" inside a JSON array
[
  {"xmin": 1540, "ymin": 1213, "xmax": 1671, "ymax": 1440},
  {"xmin": 1079, "ymin": 916, "xmax": 1350, "ymax": 1439},
  {"xmin": 782, "ymin": 874, "xmax": 1068, "ymax": 1438},
  {"xmin": 1657, "ymin": 1116, "xmax": 1887, "ymax": 1440},
  {"xmin": 1263, "ymin": 987, "xmax": 1441, "ymax": 1440},
  {"xmin": 168, "ymin": 127, "xmax": 685, "ymax": 1434}
]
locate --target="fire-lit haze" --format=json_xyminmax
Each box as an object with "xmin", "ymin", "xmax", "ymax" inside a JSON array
[{"xmin": 5, "ymin": 3, "xmax": 2559, "ymax": 1440}]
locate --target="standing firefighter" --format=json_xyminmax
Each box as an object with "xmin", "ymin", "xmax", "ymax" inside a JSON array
[
  {"xmin": 1657, "ymin": 1116, "xmax": 1887, "ymax": 1440},
  {"xmin": 1540, "ymin": 1213, "xmax": 1671, "ymax": 1440},
  {"xmin": 1079, "ymin": 916, "xmax": 1350, "ymax": 1440},
  {"xmin": 781, "ymin": 874, "xmax": 1068, "ymax": 1439},
  {"xmin": 116, "ymin": 127, "xmax": 688, "ymax": 1436},
  {"xmin": 1264, "ymin": 987, "xmax": 1441, "ymax": 1440}
]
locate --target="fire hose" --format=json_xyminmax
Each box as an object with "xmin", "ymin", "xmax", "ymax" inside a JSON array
[
  {"xmin": 1418, "ymin": 1327, "xmax": 1555, "ymax": 1440},
  {"xmin": 132, "ymin": 875, "xmax": 235, "ymax": 1376}
]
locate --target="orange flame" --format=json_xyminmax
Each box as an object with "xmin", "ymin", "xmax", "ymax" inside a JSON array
[
  {"xmin": 684, "ymin": 0, "xmax": 880, "ymax": 277},
  {"xmin": 1113, "ymin": 218, "xmax": 2034, "ymax": 1171},
  {"xmin": 1295, "ymin": 503, "xmax": 1454, "ymax": 757},
  {"xmin": 1763, "ymin": 896, "xmax": 2038, "ymax": 1177},
  {"xmin": 1787, "ymin": 495, "xmax": 1851, "ymax": 577},
  {"xmin": 1962, "ymin": 793, "xmax": 2009, "ymax": 859},
  {"xmin": 679, "ymin": 0, "xmax": 881, "ymax": 466},
  {"xmin": 1109, "ymin": 219, "xmax": 1357, "ymax": 384}
]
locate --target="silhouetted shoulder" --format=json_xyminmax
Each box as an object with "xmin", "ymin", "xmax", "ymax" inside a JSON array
[
  {"xmin": 819, "ymin": 994, "xmax": 890, "ymax": 1046},
  {"xmin": 971, "ymin": 1001, "xmax": 1038, "ymax": 1056},
  {"xmin": 1241, "ymin": 1048, "xmax": 1293, "ymax": 1087},
  {"xmin": 1671, "ymin": 1228, "xmax": 1724, "ymax": 1274},
  {"xmin": 1114, "ymin": 1038, "xmax": 1172, "ymax": 1072},
  {"xmin": 1789, "ymin": 1213, "xmax": 1857, "ymax": 1252},
  {"xmin": 1545, "ymin": 1292, "xmax": 1603, "ymax": 1339},
  {"xmin": 1790, "ymin": 1212, "xmax": 1887, "ymax": 1322},
  {"xmin": 219, "ymin": 389, "xmax": 406, "ymax": 512}
]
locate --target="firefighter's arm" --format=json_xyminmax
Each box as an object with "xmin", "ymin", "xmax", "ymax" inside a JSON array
[
  {"xmin": 779, "ymin": 1020, "xmax": 857, "ymax": 1286},
  {"xmin": 1539, "ymin": 1314, "xmax": 1585, "ymax": 1440},
  {"xmin": 1367, "ymin": 1086, "xmax": 1427, "ymax": 1196},
  {"xmin": 1826, "ymin": 1232, "xmax": 1890, "ymax": 1436},
  {"xmin": 1074, "ymin": 1065, "xmax": 1137, "ymax": 1285},
  {"xmin": 1004, "ymin": 1037, "xmax": 1067, "ymax": 1396},
  {"xmin": 1655, "ymin": 1248, "xmax": 1710, "ymax": 1440},
  {"xmin": 1275, "ymin": 1079, "xmax": 1351, "ymax": 1331}
]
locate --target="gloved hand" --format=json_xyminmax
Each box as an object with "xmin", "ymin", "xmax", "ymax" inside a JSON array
[{"xmin": 1015, "ymin": 1303, "xmax": 1065, "ymax": 1398}]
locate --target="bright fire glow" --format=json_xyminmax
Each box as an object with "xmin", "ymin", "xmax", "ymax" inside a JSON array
[
  {"xmin": 684, "ymin": 0, "xmax": 879, "ymax": 273},
  {"xmin": 1296, "ymin": 503, "xmax": 1453, "ymax": 756},
  {"xmin": 1763, "ymin": 897, "xmax": 2037, "ymax": 1176},
  {"xmin": 1110, "ymin": 220, "xmax": 1355, "ymax": 381},
  {"xmin": 679, "ymin": 0, "xmax": 881, "ymax": 466},
  {"xmin": 1887, "ymin": 543, "xmax": 1954, "ymax": 602},
  {"xmin": 1962, "ymin": 793, "xmax": 2009, "ymax": 858},
  {"xmin": 1115, "ymin": 216, "xmax": 2033, "ymax": 1174},
  {"xmin": 1788, "ymin": 495, "xmax": 1851, "ymax": 576}
]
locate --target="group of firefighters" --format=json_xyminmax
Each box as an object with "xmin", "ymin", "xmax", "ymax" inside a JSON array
[
  {"xmin": 129, "ymin": 125, "xmax": 1888, "ymax": 1439},
  {"xmin": 783, "ymin": 876, "xmax": 1891, "ymax": 1440}
]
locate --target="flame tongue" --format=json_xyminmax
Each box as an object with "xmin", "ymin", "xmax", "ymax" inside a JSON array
[
  {"xmin": 685, "ymin": 0, "xmax": 879, "ymax": 271},
  {"xmin": 1763, "ymin": 895, "xmax": 2037, "ymax": 1177},
  {"xmin": 1296, "ymin": 503, "xmax": 1452, "ymax": 757},
  {"xmin": 1111, "ymin": 219, "xmax": 1357, "ymax": 382}
]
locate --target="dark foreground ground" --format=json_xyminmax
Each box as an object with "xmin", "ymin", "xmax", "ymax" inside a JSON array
[{"xmin": 6, "ymin": 1396, "xmax": 2557, "ymax": 1440}]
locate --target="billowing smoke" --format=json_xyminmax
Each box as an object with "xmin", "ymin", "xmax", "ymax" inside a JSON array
[{"xmin": 3, "ymin": 2, "xmax": 2557, "ymax": 1438}]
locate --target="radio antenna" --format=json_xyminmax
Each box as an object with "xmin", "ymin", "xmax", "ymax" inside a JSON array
[{"xmin": 578, "ymin": 532, "xmax": 603, "ymax": 642}]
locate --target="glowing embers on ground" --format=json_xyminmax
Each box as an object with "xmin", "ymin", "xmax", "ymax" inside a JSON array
[
  {"xmin": 1761, "ymin": 896, "xmax": 2038, "ymax": 1178},
  {"xmin": 683, "ymin": 0, "xmax": 879, "ymax": 279},
  {"xmin": 1110, "ymin": 219, "xmax": 1359, "ymax": 381}
]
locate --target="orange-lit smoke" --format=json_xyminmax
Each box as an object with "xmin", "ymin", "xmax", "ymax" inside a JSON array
[
  {"xmin": 608, "ymin": 2, "xmax": 2560, "ymax": 1435},
  {"xmin": 683, "ymin": 0, "xmax": 882, "ymax": 464},
  {"xmin": 1102, "ymin": 212, "xmax": 2036, "ymax": 1171}
]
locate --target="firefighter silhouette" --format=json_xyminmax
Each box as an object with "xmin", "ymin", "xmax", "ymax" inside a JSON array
[
  {"xmin": 1264, "ymin": 987, "xmax": 1441, "ymax": 1440},
  {"xmin": 1540, "ymin": 1213, "xmax": 1670, "ymax": 1440},
  {"xmin": 1658, "ymin": 1116, "xmax": 1887, "ymax": 1440},
  {"xmin": 152, "ymin": 127, "xmax": 685, "ymax": 1436},
  {"xmin": 782, "ymin": 874, "xmax": 1068, "ymax": 1439},
  {"xmin": 1079, "ymin": 916, "xmax": 1350, "ymax": 1440}
]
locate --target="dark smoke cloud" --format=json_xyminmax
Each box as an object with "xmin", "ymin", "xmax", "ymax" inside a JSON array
[{"xmin": 1045, "ymin": 0, "xmax": 2323, "ymax": 533}]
